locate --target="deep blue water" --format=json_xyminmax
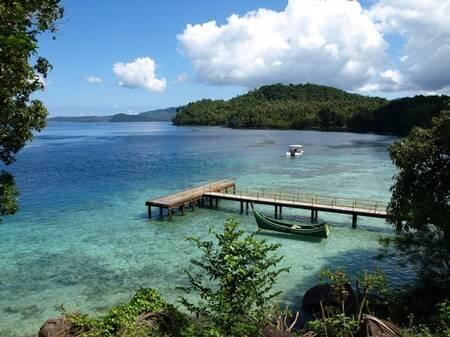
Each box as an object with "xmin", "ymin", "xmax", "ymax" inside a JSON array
[{"xmin": 0, "ymin": 122, "xmax": 413, "ymax": 336}]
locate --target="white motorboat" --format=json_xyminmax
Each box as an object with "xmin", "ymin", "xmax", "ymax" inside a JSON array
[{"xmin": 286, "ymin": 144, "xmax": 304, "ymax": 157}]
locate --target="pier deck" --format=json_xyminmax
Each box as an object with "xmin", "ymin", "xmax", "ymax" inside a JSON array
[
  {"xmin": 146, "ymin": 179, "xmax": 235, "ymax": 219},
  {"xmin": 146, "ymin": 180, "xmax": 388, "ymax": 227}
]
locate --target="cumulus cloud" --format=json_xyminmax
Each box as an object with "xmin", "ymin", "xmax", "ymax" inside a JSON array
[
  {"xmin": 359, "ymin": 68, "xmax": 409, "ymax": 93},
  {"xmin": 87, "ymin": 75, "xmax": 103, "ymax": 84},
  {"xmin": 370, "ymin": 0, "xmax": 450, "ymax": 91},
  {"xmin": 112, "ymin": 57, "xmax": 166, "ymax": 92},
  {"xmin": 177, "ymin": 0, "xmax": 450, "ymax": 94},
  {"xmin": 178, "ymin": 0, "xmax": 388, "ymax": 91}
]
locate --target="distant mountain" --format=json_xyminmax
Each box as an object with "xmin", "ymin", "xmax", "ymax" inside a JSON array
[
  {"xmin": 49, "ymin": 107, "xmax": 177, "ymax": 123},
  {"xmin": 173, "ymin": 83, "xmax": 449, "ymax": 135}
]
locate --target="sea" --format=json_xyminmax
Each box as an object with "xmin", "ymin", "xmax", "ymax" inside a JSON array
[{"xmin": 0, "ymin": 122, "xmax": 414, "ymax": 336}]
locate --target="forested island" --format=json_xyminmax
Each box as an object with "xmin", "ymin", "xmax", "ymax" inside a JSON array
[
  {"xmin": 173, "ymin": 83, "xmax": 449, "ymax": 135},
  {"xmin": 49, "ymin": 107, "xmax": 177, "ymax": 122}
]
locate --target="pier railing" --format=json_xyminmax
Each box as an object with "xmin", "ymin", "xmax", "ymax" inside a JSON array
[{"xmin": 232, "ymin": 187, "xmax": 388, "ymax": 213}]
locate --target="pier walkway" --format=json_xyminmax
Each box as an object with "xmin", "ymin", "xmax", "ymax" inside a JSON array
[
  {"xmin": 146, "ymin": 179, "xmax": 235, "ymax": 220},
  {"xmin": 146, "ymin": 179, "xmax": 388, "ymax": 227}
]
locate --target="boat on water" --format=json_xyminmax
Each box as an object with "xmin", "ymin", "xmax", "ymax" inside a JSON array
[
  {"xmin": 286, "ymin": 144, "xmax": 304, "ymax": 157},
  {"xmin": 253, "ymin": 208, "xmax": 330, "ymax": 239}
]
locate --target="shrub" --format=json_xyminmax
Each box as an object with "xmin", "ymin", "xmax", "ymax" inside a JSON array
[
  {"xmin": 180, "ymin": 218, "xmax": 289, "ymax": 337},
  {"xmin": 64, "ymin": 288, "xmax": 194, "ymax": 337}
]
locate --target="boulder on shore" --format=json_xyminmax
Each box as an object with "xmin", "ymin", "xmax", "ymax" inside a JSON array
[
  {"xmin": 302, "ymin": 283, "xmax": 353, "ymax": 314},
  {"xmin": 38, "ymin": 317, "xmax": 73, "ymax": 337},
  {"xmin": 263, "ymin": 326, "xmax": 295, "ymax": 337}
]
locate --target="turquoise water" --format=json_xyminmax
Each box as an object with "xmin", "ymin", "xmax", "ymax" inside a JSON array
[{"xmin": 0, "ymin": 122, "xmax": 413, "ymax": 336}]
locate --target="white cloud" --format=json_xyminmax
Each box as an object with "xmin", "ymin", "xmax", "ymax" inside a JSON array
[
  {"xmin": 370, "ymin": 0, "xmax": 450, "ymax": 91},
  {"xmin": 112, "ymin": 57, "xmax": 166, "ymax": 92},
  {"xmin": 359, "ymin": 68, "xmax": 409, "ymax": 93},
  {"xmin": 178, "ymin": 0, "xmax": 388, "ymax": 91},
  {"xmin": 177, "ymin": 0, "xmax": 450, "ymax": 94},
  {"xmin": 174, "ymin": 72, "xmax": 189, "ymax": 84},
  {"xmin": 87, "ymin": 75, "xmax": 103, "ymax": 84}
]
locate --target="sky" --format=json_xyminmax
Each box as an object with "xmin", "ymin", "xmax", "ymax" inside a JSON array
[{"xmin": 36, "ymin": 0, "xmax": 450, "ymax": 116}]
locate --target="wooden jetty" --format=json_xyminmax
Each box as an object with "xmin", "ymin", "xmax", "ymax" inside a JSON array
[
  {"xmin": 146, "ymin": 179, "xmax": 235, "ymax": 220},
  {"xmin": 146, "ymin": 179, "xmax": 388, "ymax": 228}
]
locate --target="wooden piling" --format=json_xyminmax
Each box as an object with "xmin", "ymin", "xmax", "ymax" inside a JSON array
[
  {"xmin": 148, "ymin": 206, "xmax": 152, "ymax": 219},
  {"xmin": 240, "ymin": 201, "xmax": 243, "ymax": 214},
  {"xmin": 275, "ymin": 205, "xmax": 278, "ymax": 219},
  {"xmin": 246, "ymin": 201, "xmax": 249, "ymax": 214},
  {"xmin": 352, "ymin": 214, "xmax": 357, "ymax": 228},
  {"xmin": 279, "ymin": 206, "xmax": 283, "ymax": 219}
]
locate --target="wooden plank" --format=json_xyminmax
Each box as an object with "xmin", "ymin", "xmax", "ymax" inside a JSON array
[{"xmin": 146, "ymin": 179, "xmax": 235, "ymax": 208}]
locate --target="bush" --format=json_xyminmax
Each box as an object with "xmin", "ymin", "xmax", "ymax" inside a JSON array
[
  {"xmin": 64, "ymin": 288, "xmax": 194, "ymax": 337},
  {"xmin": 180, "ymin": 218, "xmax": 289, "ymax": 337},
  {"xmin": 306, "ymin": 269, "xmax": 388, "ymax": 337}
]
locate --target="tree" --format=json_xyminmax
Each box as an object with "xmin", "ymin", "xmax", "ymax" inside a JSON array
[
  {"xmin": 0, "ymin": 0, "xmax": 63, "ymax": 220},
  {"xmin": 180, "ymin": 218, "xmax": 289, "ymax": 337},
  {"xmin": 384, "ymin": 109, "xmax": 450, "ymax": 288}
]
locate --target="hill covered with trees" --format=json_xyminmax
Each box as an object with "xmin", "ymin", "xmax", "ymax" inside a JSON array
[
  {"xmin": 49, "ymin": 107, "xmax": 177, "ymax": 123},
  {"xmin": 173, "ymin": 83, "xmax": 449, "ymax": 135}
]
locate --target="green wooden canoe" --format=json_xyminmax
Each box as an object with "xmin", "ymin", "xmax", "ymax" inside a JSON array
[{"xmin": 253, "ymin": 209, "xmax": 330, "ymax": 239}]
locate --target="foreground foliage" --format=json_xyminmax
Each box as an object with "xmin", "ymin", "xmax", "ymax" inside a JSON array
[
  {"xmin": 0, "ymin": 0, "xmax": 63, "ymax": 221},
  {"xmin": 62, "ymin": 221, "xmax": 449, "ymax": 337},
  {"xmin": 384, "ymin": 109, "xmax": 450, "ymax": 289},
  {"xmin": 64, "ymin": 288, "xmax": 194, "ymax": 337},
  {"xmin": 306, "ymin": 269, "xmax": 388, "ymax": 337},
  {"xmin": 180, "ymin": 218, "xmax": 289, "ymax": 337}
]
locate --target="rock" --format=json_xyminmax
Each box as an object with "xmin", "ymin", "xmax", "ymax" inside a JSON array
[
  {"xmin": 38, "ymin": 317, "xmax": 72, "ymax": 337},
  {"xmin": 302, "ymin": 283, "xmax": 353, "ymax": 314},
  {"xmin": 263, "ymin": 326, "xmax": 295, "ymax": 337}
]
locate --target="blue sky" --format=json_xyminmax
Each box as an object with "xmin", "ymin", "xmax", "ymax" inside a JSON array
[{"xmin": 36, "ymin": 0, "xmax": 450, "ymax": 116}]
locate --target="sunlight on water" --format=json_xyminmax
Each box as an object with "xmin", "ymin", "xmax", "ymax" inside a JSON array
[{"xmin": 0, "ymin": 122, "xmax": 413, "ymax": 336}]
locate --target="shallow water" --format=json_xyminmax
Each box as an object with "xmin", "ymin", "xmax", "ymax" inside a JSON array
[{"xmin": 0, "ymin": 122, "xmax": 413, "ymax": 336}]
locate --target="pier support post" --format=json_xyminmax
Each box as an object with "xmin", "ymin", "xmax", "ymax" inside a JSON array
[
  {"xmin": 159, "ymin": 207, "xmax": 163, "ymax": 218},
  {"xmin": 352, "ymin": 214, "xmax": 357, "ymax": 228},
  {"xmin": 311, "ymin": 209, "xmax": 315, "ymax": 223},
  {"xmin": 148, "ymin": 206, "xmax": 152, "ymax": 219},
  {"xmin": 279, "ymin": 206, "xmax": 283, "ymax": 219},
  {"xmin": 246, "ymin": 201, "xmax": 249, "ymax": 214},
  {"xmin": 275, "ymin": 206, "xmax": 278, "ymax": 219},
  {"xmin": 181, "ymin": 205, "xmax": 185, "ymax": 215},
  {"xmin": 215, "ymin": 197, "xmax": 218, "ymax": 209},
  {"xmin": 168, "ymin": 209, "xmax": 173, "ymax": 221},
  {"xmin": 314, "ymin": 210, "xmax": 318, "ymax": 222},
  {"xmin": 240, "ymin": 201, "xmax": 243, "ymax": 214}
]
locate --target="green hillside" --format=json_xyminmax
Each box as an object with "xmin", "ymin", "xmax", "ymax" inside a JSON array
[{"xmin": 173, "ymin": 83, "xmax": 449, "ymax": 134}]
